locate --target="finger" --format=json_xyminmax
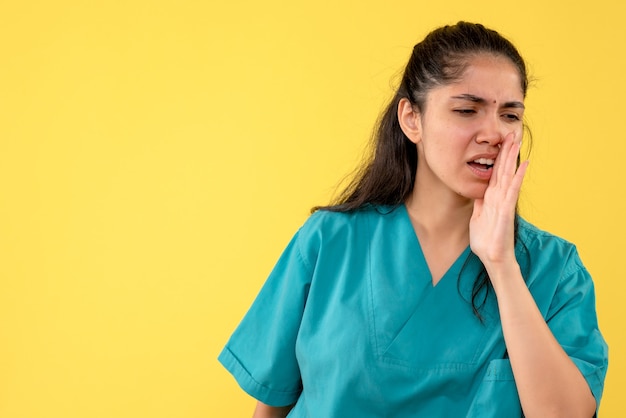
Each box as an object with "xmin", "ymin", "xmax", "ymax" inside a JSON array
[
  {"xmin": 497, "ymin": 135, "xmax": 522, "ymax": 188},
  {"xmin": 490, "ymin": 133, "xmax": 514, "ymax": 187},
  {"xmin": 508, "ymin": 159, "xmax": 529, "ymax": 199},
  {"xmin": 501, "ymin": 133, "xmax": 520, "ymax": 177}
]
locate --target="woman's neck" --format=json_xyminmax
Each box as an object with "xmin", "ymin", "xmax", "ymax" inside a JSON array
[{"xmin": 405, "ymin": 187, "xmax": 474, "ymax": 242}]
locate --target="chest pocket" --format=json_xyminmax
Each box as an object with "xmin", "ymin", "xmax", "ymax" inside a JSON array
[{"xmin": 466, "ymin": 359, "xmax": 523, "ymax": 417}]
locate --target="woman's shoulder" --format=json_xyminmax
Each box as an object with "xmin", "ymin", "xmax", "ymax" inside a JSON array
[
  {"xmin": 516, "ymin": 217, "xmax": 586, "ymax": 277},
  {"xmin": 302, "ymin": 204, "xmax": 401, "ymax": 232},
  {"xmin": 517, "ymin": 217, "xmax": 576, "ymax": 249},
  {"xmin": 295, "ymin": 204, "xmax": 403, "ymax": 255}
]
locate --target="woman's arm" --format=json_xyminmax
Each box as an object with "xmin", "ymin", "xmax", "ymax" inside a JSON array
[
  {"xmin": 252, "ymin": 401, "xmax": 293, "ymax": 418},
  {"xmin": 487, "ymin": 263, "xmax": 596, "ymax": 417},
  {"xmin": 470, "ymin": 136, "xmax": 595, "ymax": 417}
]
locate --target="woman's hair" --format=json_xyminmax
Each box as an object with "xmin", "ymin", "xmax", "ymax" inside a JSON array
[{"xmin": 314, "ymin": 21, "xmax": 531, "ymax": 318}]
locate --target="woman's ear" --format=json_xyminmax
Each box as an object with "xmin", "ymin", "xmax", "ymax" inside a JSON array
[{"xmin": 397, "ymin": 98, "xmax": 422, "ymax": 144}]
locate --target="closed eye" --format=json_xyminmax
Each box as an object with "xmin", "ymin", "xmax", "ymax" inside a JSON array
[
  {"xmin": 502, "ymin": 113, "xmax": 521, "ymax": 121},
  {"xmin": 454, "ymin": 109, "xmax": 477, "ymax": 116}
]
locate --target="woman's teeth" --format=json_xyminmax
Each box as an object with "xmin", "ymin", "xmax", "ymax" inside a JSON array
[{"xmin": 473, "ymin": 158, "xmax": 494, "ymax": 166}]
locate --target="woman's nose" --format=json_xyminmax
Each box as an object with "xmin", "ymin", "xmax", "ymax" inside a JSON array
[{"xmin": 475, "ymin": 114, "xmax": 504, "ymax": 146}]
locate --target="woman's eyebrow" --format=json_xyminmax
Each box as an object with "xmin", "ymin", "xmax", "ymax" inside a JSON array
[
  {"xmin": 503, "ymin": 101, "xmax": 525, "ymax": 109},
  {"xmin": 451, "ymin": 94, "xmax": 525, "ymax": 109},
  {"xmin": 451, "ymin": 93, "xmax": 485, "ymax": 103}
]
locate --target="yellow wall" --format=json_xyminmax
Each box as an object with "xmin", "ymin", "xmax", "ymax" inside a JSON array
[{"xmin": 0, "ymin": 1, "xmax": 624, "ymax": 416}]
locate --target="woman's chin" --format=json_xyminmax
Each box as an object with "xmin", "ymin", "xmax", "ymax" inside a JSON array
[{"xmin": 456, "ymin": 185, "xmax": 488, "ymax": 201}]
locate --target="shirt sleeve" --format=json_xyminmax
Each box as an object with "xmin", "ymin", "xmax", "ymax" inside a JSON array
[
  {"xmin": 218, "ymin": 224, "xmax": 315, "ymax": 407},
  {"xmin": 544, "ymin": 248, "xmax": 609, "ymax": 413}
]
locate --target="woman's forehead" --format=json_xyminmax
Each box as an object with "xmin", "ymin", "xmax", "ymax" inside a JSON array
[{"xmin": 432, "ymin": 56, "xmax": 524, "ymax": 102}]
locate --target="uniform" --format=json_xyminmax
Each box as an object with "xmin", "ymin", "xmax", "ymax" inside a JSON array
[{"xmin": 219, "ymin": 205, "xmax": 608, "ymax": 417}]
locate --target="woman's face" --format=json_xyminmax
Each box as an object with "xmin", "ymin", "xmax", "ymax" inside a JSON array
[{"xmin": 405, "ymin": 54, "xmax": 525, "ymax": 201}]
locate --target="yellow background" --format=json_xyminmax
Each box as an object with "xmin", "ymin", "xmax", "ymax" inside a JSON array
[{"xmin": 0, "ymin": 1, "xmax": 623, "ymax": 416}]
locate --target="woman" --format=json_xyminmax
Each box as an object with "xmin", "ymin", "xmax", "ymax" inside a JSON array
[{"xmin": 219, "ymin": 22, "xmax": 608, "ymax": 417}]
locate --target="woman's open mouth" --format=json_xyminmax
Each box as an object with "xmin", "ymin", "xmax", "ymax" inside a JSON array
[
  {"xmin": 467, "ymin": 158, "xmax": 495, "ymax": 180},
  {"xmin": 468, "ymin": 158, "xmax": 494, "ymax": 171}
]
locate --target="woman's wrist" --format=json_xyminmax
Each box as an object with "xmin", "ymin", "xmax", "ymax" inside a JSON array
[{"xmin": 484, "ymin": 260, "xmax": 523, "ymax": 296}]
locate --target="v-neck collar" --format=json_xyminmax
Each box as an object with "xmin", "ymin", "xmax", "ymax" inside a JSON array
[{"xmin": 398, "ymin": 204, "xmax": 472, "ymax": 288}]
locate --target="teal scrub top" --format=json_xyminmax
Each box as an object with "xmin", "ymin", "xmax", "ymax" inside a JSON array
[{"xmin": 218, "ymin": 205, "xmax": 608, "ymax": 417}]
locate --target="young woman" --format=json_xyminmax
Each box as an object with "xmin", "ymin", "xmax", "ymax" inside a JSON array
[{"xmin": 219, "ymin": 22, "xmax": 608, "ymax": 417}]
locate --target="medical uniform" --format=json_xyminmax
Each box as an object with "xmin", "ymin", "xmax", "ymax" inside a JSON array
[{"xmin": 219, "ymin": 205, "xmax": 608, "ymax": 417}]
